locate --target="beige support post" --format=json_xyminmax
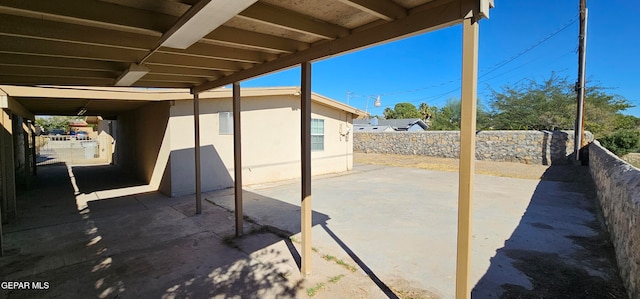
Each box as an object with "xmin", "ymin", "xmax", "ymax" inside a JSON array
[
  {"xmin": 455, "ymin": 17, "xmax": 479, "ymax": 299},
  {"xmin": 233, "ymin": 82, "xmax": 243, "ymax": 237},
  {"xmin": 1, "ymin": 110, "xmax": 15, "ymax": 223},
  {"xmin": 0, "ymin": 110, "xmax": 6, "ymax": 223},
  {"xmin": 0, "ymin": 124, "xmax": 2, "ymax": 257},
  {"xmin": 300, "ymin": 61, "xmax": 312, "ymax": 276},
  {"xmin": 194, "ymin": 93, "xmax": 202, "ymax": 214},
  {"xmin": 30, "ymin": 122, "xmax": 36, "ymax": 176},
  {"xmin": 0, "ymin": 193, "xmax": 3, "ymax": 257}
]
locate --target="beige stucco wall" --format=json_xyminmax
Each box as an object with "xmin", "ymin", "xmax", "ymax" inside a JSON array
[
  {"xmin": 116, "ymin": 102, "xmax": 172, "ymax": 195},
  {"xmin": 168, "ymin": 94, "xmax": 354, "ymax": 196},
  {"xmin": 115, "ymin": 93, "xmax": 355, "ymax": 197}
]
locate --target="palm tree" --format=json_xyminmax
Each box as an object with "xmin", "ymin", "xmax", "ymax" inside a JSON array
[{"xmin": 418, "ymin": 103, "xmax": 434, "ymax": 121}]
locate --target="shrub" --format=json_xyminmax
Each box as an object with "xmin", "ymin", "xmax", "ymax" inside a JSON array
[{"xmin": 600, "ymin": 129, "xmax": 640, "ymax": 156}]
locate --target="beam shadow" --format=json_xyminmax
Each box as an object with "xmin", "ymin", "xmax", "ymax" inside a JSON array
[
  {"xmin": 321, "ymin": 223, "xmax": 399, "ymax": 299},
  {"xmin": 207, "ymin": 188, "xmax": 399, "ymax": 298},
  {"xmin": 471, "ymin": 165, "xmax": 627, "ymax": 298}
]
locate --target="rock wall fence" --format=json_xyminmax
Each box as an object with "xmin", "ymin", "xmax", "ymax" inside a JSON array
[
  {"xmin": 589, "ymin": 141, "xmax": 640, "ymax": 299},
  {"xmin": 354, "ymin": 130, "xmax": 593, "ymax": 165}
]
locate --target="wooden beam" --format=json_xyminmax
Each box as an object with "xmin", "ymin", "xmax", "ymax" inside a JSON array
[
  {"xmin": 0, "ymin": 65, "xmax": 119, "ymax": 79},
  {"xmin": 300, "ymin": 61, "xmax": 312, "ymax": 276},
  {"xmin": 133, "ymin": 74, "xmax": 205, "ymax": 85},
  {"xmin": 0, "ymin": 53, "xmax": 125, "ymax": 72},
  {"xmin": 337, "ymin": 0, "xmax": 407, "ymax": 21},
  {"xmin": 238, "ymin": 2, "xmax": 349, "ymax": 40},
  {"xmin": 0, "ymin": 75, "xmax": 194, "ymax": 88},
  {"xmin": 145, "ymin": 53, "xmax": 248, "ymax": 72},
  {"xmin": 193, "ymin": 0, "xmax": 462, "ymax": 93},
  {"xmin": 144, "ymin": 65, "xmax": 221, "ymax": 78},
  {"xmin": 205, "ymin": 26, "xmax": 309, "ymax": 54},
  {"xmin": 456, "ymin": 17, "xmax": 479, "ymax": 299},
  {"xmin": 0, "ymin": 0, "xmax": 172, "ymax": 35},
  {"xmin": 0, "ymin": 35, "xmax": 141, "ymax": 62},
  {"xmin": 0, "ymin": 14, "xmax": 270, "ymax": 64},
  {"xmin": 194, "ymin": 93, "xmax": 202, "ymax": 215},
  {"xmin": 233, "ymin": 82, "xmax": 243, "ymax": 237},
  {"xmin": 0, "ymin": 35, "xmax": 250, "ymax": 73}
]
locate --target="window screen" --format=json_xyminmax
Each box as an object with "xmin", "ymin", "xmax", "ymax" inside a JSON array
[
  {"xmin": 311, "ymin": 118, "xmax": 324, "ymax": 151},
  {"xmin": 219, "ymin": 112, "xmax": 233, "ymax": 135}
]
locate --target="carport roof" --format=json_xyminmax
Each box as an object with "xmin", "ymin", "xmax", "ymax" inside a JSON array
[
  {"xmin": 0, "ymin": 85, "xmax": 366, "ymax": 118},
  {"xmin": 0, "ymin": 0, "xmax": 491, "ymax": 93}
]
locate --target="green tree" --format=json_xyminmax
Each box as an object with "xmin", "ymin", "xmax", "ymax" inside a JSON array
[
  {"xmin": 430, "ymin": 99, "xmax": 461, "ymax": 130},
  {"xmin": 35, "ymin": 116, "xmax": 78, "ymax": 134},
  {"xmin": 600, "ymin": 129, "xmax": 640, "ymax": 156},
  {"xmin": 383, "ymin": 107, "xmax": 396, "ymax": 119},
  {"xmin": 488, "ymin": 74, "xmax": 633, "ymax": 138},
  {"xmin": 427, "ymin": 98, "xmax": 491, "ymax": 130},
  {"xmin": 613, "ymin": 114, "xmax": 640, "ymax": 130},
  {"xmin": 490, "ymin": 74, "xmax": 575, "ymax": 131},
  {"xmin": 384, "ymin": 103, "xmax": 422, "ymax": 119}
]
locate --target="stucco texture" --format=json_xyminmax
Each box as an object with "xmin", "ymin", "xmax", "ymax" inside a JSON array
[{"xmin": 118, "ymin": 94, "xmax": 355, "ymax": 197}]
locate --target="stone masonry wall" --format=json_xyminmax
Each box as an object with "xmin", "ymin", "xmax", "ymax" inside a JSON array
[
  {"xmin": 354, "ymin": 130, "xmax": 593, "ymax": 165},
  {"xmin": 589, "ymin": 141, "xmax": 640, "ymax": 299}
]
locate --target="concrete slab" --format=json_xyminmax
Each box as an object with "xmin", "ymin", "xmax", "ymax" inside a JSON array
[
  {"xmin": 213, "ymin": 163, "xmax": 625, "ymax": 298},
  {"xmin": 0, "ymin": 162, "xmax": 625, "ymax": 298}
]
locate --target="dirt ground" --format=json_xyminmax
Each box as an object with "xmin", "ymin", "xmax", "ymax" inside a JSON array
[{"xmin": 354, "ymin": 152, "xmax": 585, "ymax": 182}]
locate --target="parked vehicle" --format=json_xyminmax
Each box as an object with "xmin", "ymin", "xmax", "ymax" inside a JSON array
[
  {"xmin": 76, "ymin": 131, "xmax": 89, "ymax": 140},
  {"xmin": 50, "ymin": 129, "xmax": 65, "ymax": 136}
]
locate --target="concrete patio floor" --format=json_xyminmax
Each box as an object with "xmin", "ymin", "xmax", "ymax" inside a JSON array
[{"xmin": 0, "ymin": 162, "xmax": 626, "ymax": 298}]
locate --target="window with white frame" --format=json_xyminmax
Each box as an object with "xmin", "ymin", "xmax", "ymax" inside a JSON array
[
  {"xmin": 219, "ymin": 112, "xmax": 233, "ymax": 135},
  {"xmin": 311, "ymin": 118, "xmax": 324, "ymax": 151}
]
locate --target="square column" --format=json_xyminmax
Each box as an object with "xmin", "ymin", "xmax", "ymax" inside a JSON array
[
  {"xmin": 456, "ymin": 16, "xmax": 479, "ymax": 299},
  {"xmin": 300, "ymin": 61, "xmax": 312, "ymax": 276}
]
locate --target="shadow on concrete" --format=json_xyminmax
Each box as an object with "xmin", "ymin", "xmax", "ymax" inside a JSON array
[
  {"xmin": 0, "ymin": 163, "xmax": 305, "ymax": 298},
  {"xmin": 471, "ymin": 165, "xmax": 627, "ymax": 298},
  {"xmin": 72, "ymin": 164, "xmax": 146, "ymax": 194},
  {"xmin": 321, "ymin": 223, "xmax": 399, "ymax": 299},
  {"xmin": 207, "ymin": 187, "xmax": 400, "ymax": 299}
]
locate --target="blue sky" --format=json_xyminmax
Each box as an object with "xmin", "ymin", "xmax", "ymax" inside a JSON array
[{"xmin": 244, "ymin": 0, "xmax": 640, "ymax": 118}]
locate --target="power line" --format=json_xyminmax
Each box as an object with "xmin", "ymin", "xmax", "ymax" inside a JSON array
[
  {"xmin": 479, "ymin": 15, "xmax": 578, "ymax": 79},
  {"xmin": 355, "ymin": 14, "xmax": 579, "ymax": 110}
]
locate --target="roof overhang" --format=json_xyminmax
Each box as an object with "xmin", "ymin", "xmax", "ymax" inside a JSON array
[
  {"xmin": 0, "ymin": 0, "xmax": 493, "ymax": 92},
  {"xmin": 0, "ymin": 85, "xmax": 366, "ymax": 118}
]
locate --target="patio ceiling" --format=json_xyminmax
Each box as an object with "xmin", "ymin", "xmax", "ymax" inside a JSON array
[{"xmin": 0, "ymin": 0, "xmax": 491, "ymax": 93}]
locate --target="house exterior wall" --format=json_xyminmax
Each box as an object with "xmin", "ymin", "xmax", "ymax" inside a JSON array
[
  {"xmin": 116, "ymin": 101, "xmax": 171, "ymax": 195},
  {"xmin": 115, "ymin": 93, "xmax": 355, "ymax": 197},
  {"xmin": 168, "ymin": 94, "xmax": 354, "ymax": 196}
]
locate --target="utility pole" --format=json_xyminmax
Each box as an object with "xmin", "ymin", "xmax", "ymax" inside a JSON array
[{"xmin": 574, "ymin": 0, "xmax": 588, "ymax": 163}]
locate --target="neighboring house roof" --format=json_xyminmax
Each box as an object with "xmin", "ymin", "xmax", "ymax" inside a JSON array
[
  {"xmin": 354, "ymin": 118, "xmax": 429, "ymax": 131},
  {"xmin": 378, "ymin": 118, "xmax": 428, "ymax": 130},
  {"xmin": 0, "ymin": 85, "xmax": 366, "ymax": 118},
  {"xmin": 353, "ymin": 119, "xmax": 371, "ymax": 125},
  {"xmin": 354, "ymin": 125, "xmax": 393, "ymax": 132},
  {"xmin": 68, "ymin": 119, "xmax": 89, "ymax": 127}
]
